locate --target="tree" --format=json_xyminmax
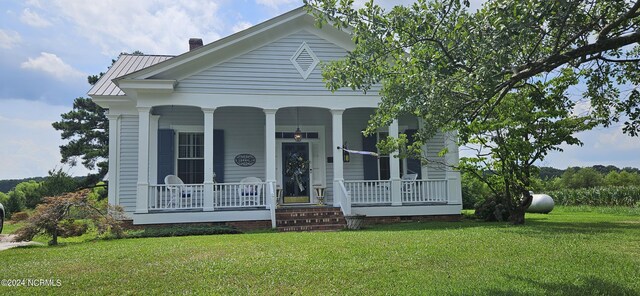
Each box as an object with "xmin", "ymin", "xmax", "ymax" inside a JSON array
[
  {"xmin": 52, "ymin": 96, "xmax": 108, "ymax": 179},
  {"xmin": 305, "ymin": 0, "xmax": 640, "ymax": 224},
  {"xmin": 562, "ymin": 167, "xmax": 604, "ymax": 188},
  {"xmin": 13, "ymin": 189, "xmax": 125, "ymax": 245},
  {"xmin": 52, "ymin": 51, "xmax": 143, "ymax": 182},
  {"xmin": 40, "ymin": 169, "xmax": 79, "ymax": 198}
]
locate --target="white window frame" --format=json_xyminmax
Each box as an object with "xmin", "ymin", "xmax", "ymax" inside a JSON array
[{"xmin": 171, "ymin": 125, "xmax": 204, "ymax": 184}]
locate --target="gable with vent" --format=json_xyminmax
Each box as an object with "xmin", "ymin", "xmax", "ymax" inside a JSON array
[{"xmin": 290, "ymin": 42, "xmax": 319, "ymax": 80}]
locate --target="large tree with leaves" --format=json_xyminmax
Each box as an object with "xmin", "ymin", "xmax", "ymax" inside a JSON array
[{"xmin": 305, "ymin": 0, "xmax": 640, "ymax": 223}]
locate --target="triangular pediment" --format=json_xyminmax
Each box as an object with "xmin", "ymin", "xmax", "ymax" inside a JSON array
[{"xmin": 115, "ymin": 7, "xmax": 354, "ymax": 88}]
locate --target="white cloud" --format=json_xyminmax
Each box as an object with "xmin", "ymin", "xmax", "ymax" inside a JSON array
[
  {"xmin": 594, "ymin": 126, "xmax": 640, "ymax": 151},
  {"xmin": 48, "ymin": 0, "xmax": 225, "ymax": 56},
  {"xmin": 256, "ymin": 0, "xmax": 298, "ymax": 9},
  {"xmin": 0, "ymin": 29, "xmax": 22, "ymax": 49},
  {"xmin": 232, "ymin": 21, "xmax": 252, "ymax": 33},
  {"xmin": 0, "ymin": 99, "xmax": 91, "ymax": 179},
  {"xmin": 20, "ymin": 52, "xmax": 85, "ymax": 81},
  {"xmin": 20, "ymin": 8, "xmax": 52, "ymax": 28},
  {"xmin": 25, "ymin": 0, "xmax": 44, "ymax": 9}
]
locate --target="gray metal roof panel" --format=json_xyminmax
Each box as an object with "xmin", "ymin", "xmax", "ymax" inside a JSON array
[{"xmin": 88, "ymin": 54, "xmax": 174, "ymax": 96}]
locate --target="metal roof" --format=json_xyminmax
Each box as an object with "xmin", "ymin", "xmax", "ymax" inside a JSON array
[{"xmin": 87, "ymin": 54, "xmax": 174, "ymax": 96}]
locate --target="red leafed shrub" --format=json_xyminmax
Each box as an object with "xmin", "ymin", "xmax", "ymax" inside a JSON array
[{"xmin": 13, "ymin": 189, "xmax": 125, "ymax": 245}]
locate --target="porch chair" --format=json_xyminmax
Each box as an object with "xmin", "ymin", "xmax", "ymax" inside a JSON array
[
  {"xmin": 400, "ymin": 173, "xmax": 419, "ymax": 196},
  {"xmin": 164, "ymin": 175, "xmax": 194, "ymax": 208},
  {"xmin": 238, "ymin": 177, "xmax": 263, "ymax": 206}
]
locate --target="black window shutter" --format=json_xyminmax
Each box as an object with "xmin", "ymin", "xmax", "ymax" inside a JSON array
[
  {"xmin": 157, "ymin": 129, "xmax": 175, "ymax": 184},
  {"xmin": 362, "ymin": 133, "xmax": 378, "ymax": 180},
  {"xmin": 405, "ymin": 129, "xmax": 422, "ymax": 179},
  {"xmin": 214, "ymin": 129, "xmax": 225, "ymax": 183}
]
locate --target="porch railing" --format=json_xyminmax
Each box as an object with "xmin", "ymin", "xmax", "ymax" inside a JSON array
[
  {"xmin": 150, "ymin": 184, "xmax": 205, "ymax": 210},
  {"xmin": 401, "ymin": 179, "xmax": 448, "ymax": 203},
  {"xmin": 268, "ymin": 182, "xmax": 276, "ymax": 228},
  {"xmin": 149, "ymin": 182, "xmax": 268, "ymax": 210},
  {"xmin": 338, "ymin": 180, "xmax": 352, "ymax": 215},
  {"xmin": 215, "ymin": 182, "xmax": 267, "ymax": 208},
  {"xmin": 343, "ymin": 180, "xmax": 392, "ymax": 204}
]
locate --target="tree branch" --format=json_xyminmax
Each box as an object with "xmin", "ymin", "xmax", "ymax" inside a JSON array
[{"xmin": 598, "ymin": 0, "xmax": 640, "ymax": 40}]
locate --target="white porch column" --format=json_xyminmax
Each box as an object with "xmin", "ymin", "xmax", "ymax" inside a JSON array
[
  {"xmin": 445, "ymin": 131, "xmax": 462, "ymax": 205},
  {"xmin": 418, "ymin": 118, "xmax": 429, "ymax": 179},
  {"xmin": 136, "ymin": 107, "xmax": 151, "ymax": 213},
  {"xmin": 203, "ymin": 108, "xmax": 216, "ymax": 211},
  {"xmin": 149, "ymin": 115, "xmax": 160, "ymax": 186},
  {"xmin": 264, "ymin": 109, "xmax": 277, "ymax": 211},
  {"xmin": 331, "ymin": 109, "xmax": 344, "ymax": 207},
  {"xmin": 106, "ymin": 114, "xmax": 120, "ymax": 207},
  {"xmin": 264, "ymin": 109, "xmax": 277, "ymax": 184},
  {"xmin": 389, "ymin": 119, "xmax": 402, "ymax": 206}
]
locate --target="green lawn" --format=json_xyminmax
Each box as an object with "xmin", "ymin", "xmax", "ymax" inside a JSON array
[{"xmin": 1, "ymin": 206, "xmax": 639, "ymax": 295}]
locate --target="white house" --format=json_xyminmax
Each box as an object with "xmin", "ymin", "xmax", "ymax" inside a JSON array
[{"xmin": 89, "ymin": 7, "xmax": 462, "ymax": 230}]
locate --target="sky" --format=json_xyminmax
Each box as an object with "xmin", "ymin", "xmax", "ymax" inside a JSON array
[{"xmin": 0, "ymin": 0, "xmax": 638, "ymax": 180}]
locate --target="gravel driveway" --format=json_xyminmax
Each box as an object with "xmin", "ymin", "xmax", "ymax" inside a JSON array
[{"xmin": 0, "ymin": 234, "xmax": 43, "ymax": 251}]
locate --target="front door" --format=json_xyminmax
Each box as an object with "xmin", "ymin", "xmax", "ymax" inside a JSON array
[{"xmin": 282, "ymin": 142, "xmax": 310, "ymax": 203}]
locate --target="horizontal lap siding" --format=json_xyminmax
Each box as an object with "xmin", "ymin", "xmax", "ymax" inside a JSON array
[
  {"xmin": 343, "ymin": 109, "xmax": 375, "ymax": 181},
  {"xmin": 177, "ymin": 30, "xmax": 379, "ymax": 95},
  {"xmin": 156, "ymin": 106, "xmax": 203, "ymax": 128},
  {"xmin": 426, "ymin": 132, "xmax": 446, "ymax": 179},
  {"xmin": 155, "ymin": 106, "xmax": 265, "ymax": 183},
  {"xmin": 215, "ymin": 108, "xmax": 265, "ymax": 182},
  {"xmin": 119, "ymin": 116, "xmax": 139, "ymax": 212}
]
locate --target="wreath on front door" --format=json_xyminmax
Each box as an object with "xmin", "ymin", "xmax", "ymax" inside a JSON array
[{"xmin": 284, "ymin": 152, "xmax": 309, "ymax": 192}]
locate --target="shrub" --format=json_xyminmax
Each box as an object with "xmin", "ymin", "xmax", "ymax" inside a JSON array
[
  {"xmin": 474, "ymin": 195, "xmax": 509, "ymax": 222},
  {"xmin": 58, "ymin": 219, "xmax": 89, "ymax": 238},
  {"xmin": 461, "ymin": 174, "xmax": 491, "ymax": 209},
  {"xmin": 126, "ymin": 226, "xmax": 241, "ymax": 238},
  {"xmin": 13, "ymin": 189, "xmax": 126, "ymax": 245},
  {"xmin": 10, "ymin": 211, "xmax": 29, "ymax": 222}
]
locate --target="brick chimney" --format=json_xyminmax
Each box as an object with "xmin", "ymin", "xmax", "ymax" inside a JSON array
[{"xmin": 189, "ymin": 38, "xmax": 203, "ymax": 51}]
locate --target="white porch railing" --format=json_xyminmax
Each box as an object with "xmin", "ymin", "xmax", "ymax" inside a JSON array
[
  {"xmin": 150, "ymin": 184, "xmax": 205, "ymax": 210},
  {"xmin": 268, "ymin": 182, "xmax": 276, "ymax": 228},
  {"xmin": 215, "ymin": 182, "xmax": 267, "ymax": 208},
  {"xmin": 149, "ymin": 182, "xmax": 268, "ymax": 210},
  {"xmin": 401, "ymin": 179, "xmax": 448, "ymax": 203},
  {"xmin": 338, "ymin": 180, "xmax": 352, "ymax": 215},
  {"xmin": 343, "ymin": 180, "xmax": 392, "ymax": 204}
]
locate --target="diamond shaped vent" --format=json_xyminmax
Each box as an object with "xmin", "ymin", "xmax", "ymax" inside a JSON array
[{"xmin": 290, "ymin": 42, "xmax": 319, "ymax": 80}]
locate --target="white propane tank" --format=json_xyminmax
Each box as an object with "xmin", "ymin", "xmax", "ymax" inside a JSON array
[{"xmin": 526, "ymin": 194, "xmax": 555, "ymax": 214}]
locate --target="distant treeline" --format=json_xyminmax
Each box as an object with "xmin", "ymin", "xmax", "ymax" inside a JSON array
[
  {"xmin": 538, "ymin": 165, "xmax": 640, "ymax": 180},
  {"xmin": 0, "ymin": 176, "xmax": 85, "ymax": 193}
]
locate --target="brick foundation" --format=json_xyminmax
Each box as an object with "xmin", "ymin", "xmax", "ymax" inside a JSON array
[
  {"xmin": 119, "ymin": 220, "xmax": 272, "ymax": 231},
  {"xmin": 118, "ymin": 214, "xmax": 461, "ymax": 232},
  {"xmin": 364, "ymin": 214, "xmax": 462, "ymax": 225}
]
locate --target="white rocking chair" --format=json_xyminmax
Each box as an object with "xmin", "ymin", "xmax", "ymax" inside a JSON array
[
  {"xmin": 238, "ymin": 177, "xmax": 263, "ymax": 206},
  {"xmin": 164, "ymin": 175, "xmax": 194, "ymax": 208},
  {"xmin": 401, "ymin": 173, "xmax": 419, "ymax": 194}
]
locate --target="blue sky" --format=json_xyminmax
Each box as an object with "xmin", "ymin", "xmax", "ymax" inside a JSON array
[{"xmin": 0, "ymin": 0, "xmax": 638, "ymax": 179}]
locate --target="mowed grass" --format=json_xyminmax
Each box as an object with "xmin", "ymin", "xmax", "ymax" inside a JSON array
[{"xmin": 1, "ymin": 206, "xmax": 639, "ymax": 295}]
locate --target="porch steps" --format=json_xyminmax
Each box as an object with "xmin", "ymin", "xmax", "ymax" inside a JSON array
[{"xmin": 276, "ymin": 207, "xmax": 346, "ymax": 232}]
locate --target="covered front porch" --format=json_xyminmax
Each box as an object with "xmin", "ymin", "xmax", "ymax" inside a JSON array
[{"xmin": 119, "ymin": 105, "xmax": 461, "ymax": 226}]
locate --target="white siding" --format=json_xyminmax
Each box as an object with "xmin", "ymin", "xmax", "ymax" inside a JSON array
[
  {"xmin": 177, "ymin": 30, "xmax": 379, "ymax": 95},
  {"xmin": 215, "ymin": 108, "xmax": 266, "ymax": 182},
  {"xmin": 155, "ymin": 106, "xmax": 266, "ymax": 183},
  {"xmin": 118, "ymin": 115, "xmax": 139, "ymax": 212},
  {"xmin": 425, "ymin": 133, "xmax": 447, "ymax": 179},
  {"xmin": 342, "ymin": 109, "xmax": 374, "ymax": 181}
]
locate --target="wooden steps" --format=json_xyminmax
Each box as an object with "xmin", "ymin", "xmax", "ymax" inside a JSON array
[{"xmin": 276, "ymin": 207, "xmax": 346, "ymax": 232}]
